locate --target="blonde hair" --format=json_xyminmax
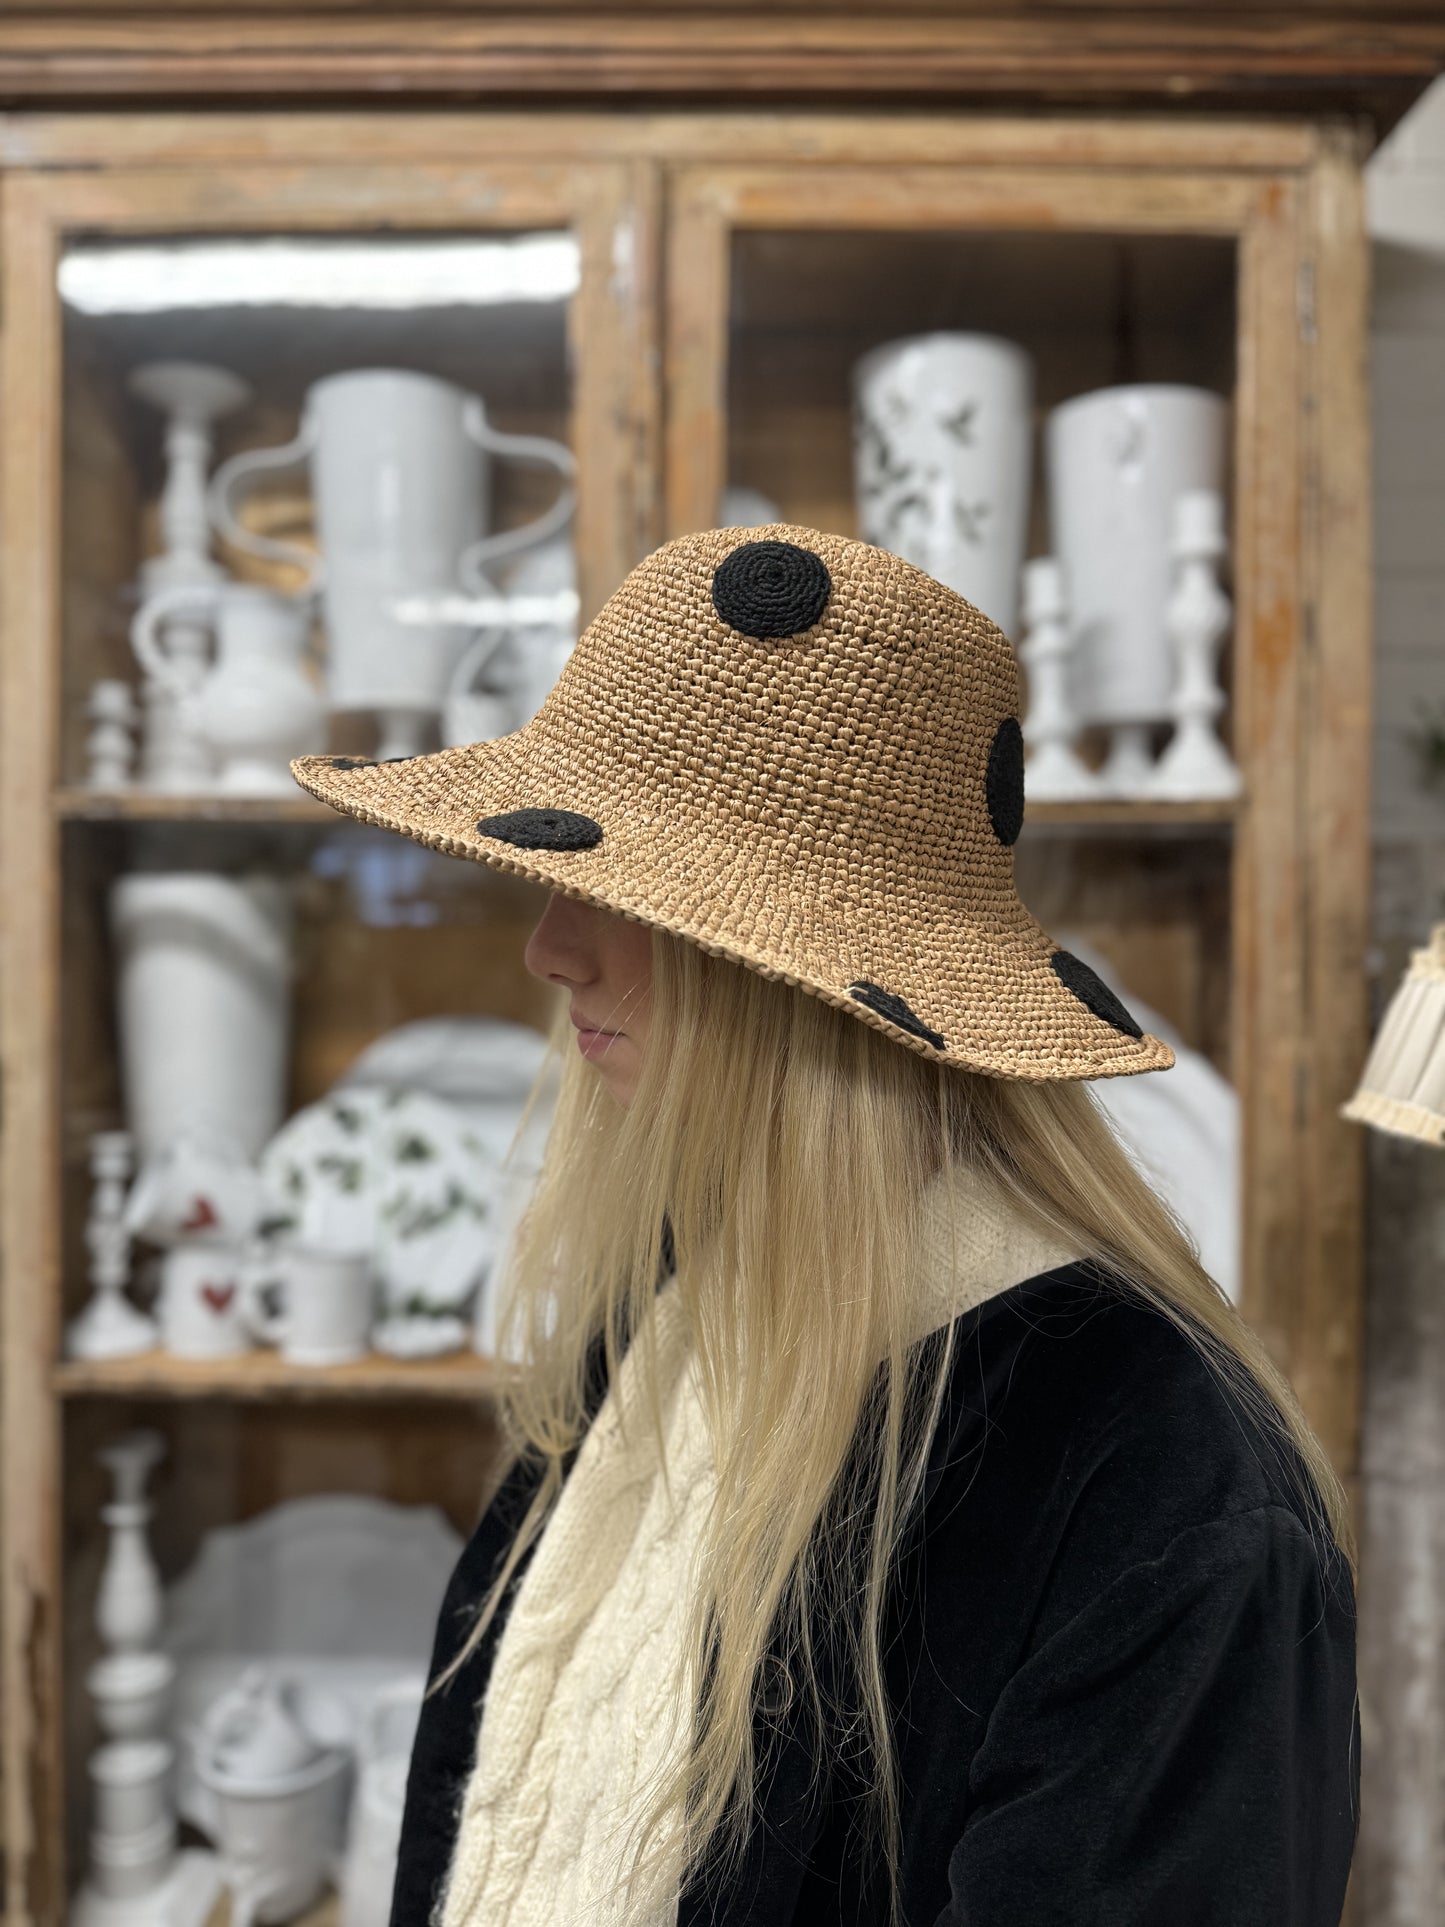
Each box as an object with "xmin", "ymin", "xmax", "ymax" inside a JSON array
[{"xmin": 441, "ymin": 924, "xmax": 1354, "ymax": 1924}]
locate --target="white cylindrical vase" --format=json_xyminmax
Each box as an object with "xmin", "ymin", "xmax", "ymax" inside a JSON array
[
  {"xmin": 853, "ymin": 331, "xmax": 1034, "ymax": 639},
  {"xmin": 110, "ymin": 873, "xmax": 293, "ymax": 1163},
  {"xmin": 1045, "ymin": 382, "xmax": 1228, "ymax": 728}
]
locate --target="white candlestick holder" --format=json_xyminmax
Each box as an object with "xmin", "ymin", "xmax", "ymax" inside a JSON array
[
  {"xmin": 128, "ymin": 361, "xmax": 251, "ymax": 794},
  {"xmin": 66, "ymin": 1132, "xmax": 157, "ymax": 1362},
  {"xmin": 1147, "ymin": 489, "xmax": 1243, "ymax": 801},
  {"xmin": 1017, "ymin": 557, "xmax": 1102, "ymax": 801}
]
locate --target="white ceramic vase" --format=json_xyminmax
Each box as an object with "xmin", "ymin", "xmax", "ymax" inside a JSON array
[
  {"xmin": 209, "ymin": 368, "xmax": 575, "ymax": 759},
  {"xmin": 853, "ymin": 332, "xmax": 1034, "ymax": 639},
  {"xmin": 1045, "ymin": 383, "xmax": 1228, "ymax": 735},
  {"xmin": 131, "ymin": 582, "xmax": 325, "ymax": 795},
  {"xmin": 110, "ymin": 873, "xmax": 293, "ymax": 1163}
]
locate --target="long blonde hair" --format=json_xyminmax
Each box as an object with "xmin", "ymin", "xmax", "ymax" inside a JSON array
[{"xmin": 443, "ymin": 923, "xmax": 1354, "ymax": 1922}]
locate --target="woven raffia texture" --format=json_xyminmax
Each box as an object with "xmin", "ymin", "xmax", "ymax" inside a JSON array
[{"xmin": 292, "ymin": 524, "xmax": 1175, "ymax": 1082}]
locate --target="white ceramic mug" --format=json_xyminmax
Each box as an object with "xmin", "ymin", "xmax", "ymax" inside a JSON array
[
  {"xmin": 853, "ymin": 331, "xmax": 1034, "ymax": 639},
  {"xmin": 208, "ymin": 368, "xmax": 576, "ymax": 746},
  {"xmin": 157, "ymin": 1245, "xmax": 252, "ymax": 1360},
  {"xmin": 241, "ymin": 1248, "xmax": 374, "ymax": 1367},
  {"xmin": 1045, "ymin": 382, "xmax": 1228, "ymax": 727}
]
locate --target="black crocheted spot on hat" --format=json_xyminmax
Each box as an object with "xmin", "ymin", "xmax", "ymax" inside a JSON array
[
  {"xmin": 847, "ymin": 979, "xmax": 946, "ymax": 1051},
  {"xmin": 711, "ymin": 540, "xmax": 832, "ymax": 641},
  {"xmin": 1049, "ymin": 949, "xmax": 1143, "ymax": 1039},
  {"xmin": 326, "ymin": 754, "xmax": 418, "ymax": 770},
  {"xmin": 985, "ymin": 717, "xmax": 1025, "ymax": 847},
  {"xmin": 477, "ymin": 808, "xmax": 603, "ymax": 852}
]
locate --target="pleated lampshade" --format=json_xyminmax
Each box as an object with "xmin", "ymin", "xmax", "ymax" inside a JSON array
[{"xmin": 1342, "ymin": 925, "xmax": 1445, "ymax": 1147}]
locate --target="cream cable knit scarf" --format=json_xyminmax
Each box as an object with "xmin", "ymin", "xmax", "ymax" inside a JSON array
[{"xmin": 436, "ymin": 1162, "xmax": 1085, "ymax": 1927}]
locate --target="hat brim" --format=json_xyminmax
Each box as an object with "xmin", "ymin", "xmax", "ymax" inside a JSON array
[{"xmin": 291, "ymin": 727, "xmax": 1175, "ymax": 1083}]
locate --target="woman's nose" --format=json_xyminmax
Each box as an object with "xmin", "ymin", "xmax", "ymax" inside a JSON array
[{"xmin": 523, "ymin": 893, "xmax": 597, "ymax": 988}]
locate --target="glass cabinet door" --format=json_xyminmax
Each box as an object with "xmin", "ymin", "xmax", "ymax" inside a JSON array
[
  {"xmin": 0, "ymin": 153, "xmax": 655, "ymax": 1918},
  {"xmin": 664, "ymin": 158, "xmax": 1316, "ymax": 1346}
]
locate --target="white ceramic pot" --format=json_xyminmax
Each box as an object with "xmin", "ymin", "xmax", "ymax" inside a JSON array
[
  {"xmin": 208, "ymin": 368, "xmax": 575, "ymax": 748},
  {"xmin": 131, "ymin": 582, "xmax": 325, "ymax": 795},
  {"xmin": 1045, "ymin": 382, "xmax": 1228, "ymax": 727},
  {"xmin": 853, "ymin": 332, "xmax": 1034, "ymax": 639},
  {"xmin": 110, "ymin": 873, "xmax": 292, "ymax": 1164}
]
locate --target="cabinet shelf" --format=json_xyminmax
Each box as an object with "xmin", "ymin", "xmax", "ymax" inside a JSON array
[
  {"xmin": 55, "ymin": 788, "xmax": 338, "ymax": 824},
  {"xmin": 1022, "ymin": 797, "xmax": 1239, "ymax": 836},
  {"xmin": 53, "ymin": 1348, "xmax": 495, "ymax": 1403}
]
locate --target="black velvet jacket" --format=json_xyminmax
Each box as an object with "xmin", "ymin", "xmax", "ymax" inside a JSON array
[{"xmin": 390, "ymin": 1263, "xmax": 1360, "ymax": 1927}]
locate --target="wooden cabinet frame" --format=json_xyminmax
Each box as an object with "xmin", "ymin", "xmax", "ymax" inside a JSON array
[{"xmin": 0, "ymin": 111, "xmax": 1370, "ymax": 1925}]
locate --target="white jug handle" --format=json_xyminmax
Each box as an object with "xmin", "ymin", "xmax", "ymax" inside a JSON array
[
  {"xmin": 457, "ymin": 396, "xmax": 576, "ymax": 592},
  {"xmin": 238, "ymin": 1263, "xmax": 288, "ymax": 1348},
  {"xmin": 444, "ymin": 627, "xmax": 511, "ymax": 701},
  {"xmin": 208, "ymin": 411, "xmax": 324, "ymax": 589},
  {"xmin": 229, "ymin": 1868, "xmax": 296, "ymax": 1927},
  {"xmin": 129, "ymin": 583, "xmax": 217, "ymax": 693}
]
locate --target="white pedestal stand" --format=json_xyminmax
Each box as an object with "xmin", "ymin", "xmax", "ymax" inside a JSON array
[
  {"xmin": 1017, "ymin": 557, "xmax": 1102, "ymax": 801},
  {"xmin": 127, "ymin": 362, "xmax": 251, "ymax": 793},
  {"xmin": 1146, "ymin": 489, "xmax": 1243, "ymax": 801},
  {"xmin": 65, "ymin": 1132, "xmax": 157, "ymax": 1362},
  {"xmin": 70, "ymin": 1431, "xmax": 220, "ymax": 1927}
]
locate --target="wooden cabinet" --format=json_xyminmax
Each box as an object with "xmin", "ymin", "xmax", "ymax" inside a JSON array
[{"xmin": 0, "ymin": 111, "xmax": 1371, "ymax": 1923}]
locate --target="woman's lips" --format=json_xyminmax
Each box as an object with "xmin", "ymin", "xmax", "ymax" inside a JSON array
[{"xmin": 571, "ymin": 1013, "xmax": 622, "ymax": 1057}]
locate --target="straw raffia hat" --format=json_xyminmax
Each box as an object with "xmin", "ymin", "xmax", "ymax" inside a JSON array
[{"xmin": 292, "ymin": 525, "xmax": 1174, "ymax": 1082}]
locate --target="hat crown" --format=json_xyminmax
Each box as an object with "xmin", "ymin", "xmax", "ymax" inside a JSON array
[{"xmin": 537, "ymin": 525, "xmax": 1024, "ymax": 894}]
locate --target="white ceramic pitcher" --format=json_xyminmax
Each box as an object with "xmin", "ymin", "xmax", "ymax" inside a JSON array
[
  {"xmin": 131, "ymin": 582, "xmax": 325, "ymax": 795},
  {"xmin": 208, "ymin": 368, "xmax": 576, "ymax": 759}
]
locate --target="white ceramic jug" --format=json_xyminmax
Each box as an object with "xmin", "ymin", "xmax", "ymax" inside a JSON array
[
  {"xmin": 853, "ymin": 332, "xmax": 1034, "ymax": 639},
  {"xmin": 338, "ymin": 1678, "xmax": 424, "ymax": 1927},
  {"xmin": 131, "ymin": 581, "xmax": 325, "ymax": 795},
  {"xmin": 208, "ymin": 368, "xmax": 576, "ymax": 760}
]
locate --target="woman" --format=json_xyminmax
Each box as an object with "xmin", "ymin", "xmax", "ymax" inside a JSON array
[{"xmin": 294, "ymin": 527, "xmax": 1359, "ymax": 1927}]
